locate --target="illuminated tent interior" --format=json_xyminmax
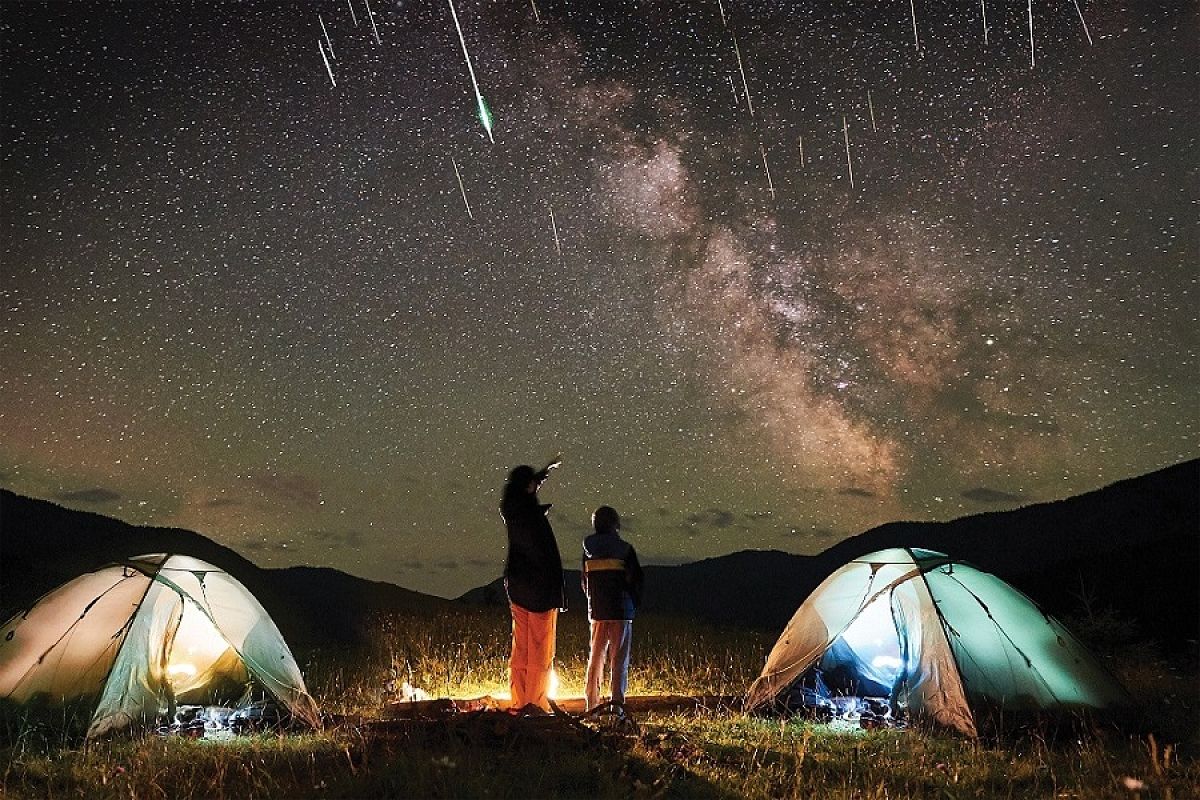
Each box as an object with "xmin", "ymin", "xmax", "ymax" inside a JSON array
[
  {"xmin": 0, "ymin": 554, "xmax": 320, "ymax": 739},
  {"xmin": 746, "ymin": 548, "xmax": 1130, "ymax": 737}
]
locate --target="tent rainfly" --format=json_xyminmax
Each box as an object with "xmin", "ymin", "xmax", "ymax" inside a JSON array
[
  {"xmin": 0, "ymin": 554, "xmax": 320, "ymax": 739},
  {"xmin": 746, "ymin": 548, "xmax": 1129, "ymax": 736}
]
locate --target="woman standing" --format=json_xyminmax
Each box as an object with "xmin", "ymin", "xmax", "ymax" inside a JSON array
[{"xmin": 500, "ymin": 457, "xmax": 564, "ymax": 713}]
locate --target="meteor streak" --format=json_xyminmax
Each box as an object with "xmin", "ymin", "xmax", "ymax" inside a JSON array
[
  {"xmin": 318, "ymin": 39, "xmax": 336, "ymax": 87},
  {"xmin": 319, "ymin": 14, "xmax": 334, "ymax": 60},
  {"xmin": 549, "ymin": 207, "xmax": 561, "ymax": 256},
  {"xmin": 451, "ymin": 156, "xmax": 473, "ymax": 220},
  {"xmin": 1072, "ymin": 0, "xmax": 1093, "ymax": 46},
  {"xmin": 365, "ymin": 0, "xmax": 381, "ymax": 44},
  {"xmin": 909, "ymin": 0, "xmax": 920, "ymax": 52},
  {"xmin": 1028, "ymin": 0, "xmax": 1035, "ymax": 68},
  {"xmin": 347, "ymin": 0, "xmax": 357, "ymax": 27},
  {"xmin": 843, "ymin": 115, "xmax": 855, "ymax": 189},
  {"xmin": 732, "ymin": 31, "xmax": 753, "ymax": 117},
  {"xmin": 760, "ymin": 144, "xmax": 775, "ymax": 200},
  {"xmin": 448, "ymin": 0, "xmax": 495, "ymax": 142}
]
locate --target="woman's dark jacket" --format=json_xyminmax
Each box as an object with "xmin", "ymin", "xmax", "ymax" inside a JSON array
[{"xmin": 501, "ymin": 492, "xmax": 565, "ymax": 612}]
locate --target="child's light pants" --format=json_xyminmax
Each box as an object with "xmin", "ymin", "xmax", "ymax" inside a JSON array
[{"xmin": 586, "ymin": 619, "xmax": 632, "ymax": 711}]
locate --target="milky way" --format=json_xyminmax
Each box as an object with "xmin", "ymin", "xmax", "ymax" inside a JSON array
[{"xmin": 1, "ymin": 1, "xmax": 1195, "ymax": 596}]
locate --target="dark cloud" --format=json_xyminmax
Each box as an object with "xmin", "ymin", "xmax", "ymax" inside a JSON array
[
  {"xmin": 203, "ymin": 497, "xmax": 241, "ymax": 508},
  {"xmin": 685, "ymin": 509, "xmax": 737, "ymax": 529},
  {"xmin": 635, "ymin": 550, "xmax": 689, "ymax": 567},
  {"xmin": 962, "ymin": 487, "xmax": 1025, "ymax": 504},
  {"xmin": 56, "ymin": 488, "xmax": 120, "ymax": 505},
  {"xmin": 242, "ymin": 539, "xmax": 292, "ymax": 553},
  {"xmin": 839, "ymin": 487, "xmax": 876, "ymax": 499},
  {"xmin": 307, "ymin": 528, "xmax": 365, "ymax": 549},
  {"xmin": 380, "ymin": 556, "xmax": 466, "ymax": 573},
  {"xmin": 251, "ymin": 474, "xmax": 321, "ymax": 511},
  {"xmin": 780, "ymin": 526, "xmax": 840, "ymax": 542},
  {"xmin": 552, "ymin": 509, "xmax": 587, "ymax": 530}
]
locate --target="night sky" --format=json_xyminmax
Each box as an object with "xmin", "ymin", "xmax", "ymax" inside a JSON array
[{"xmin": 2, "ymin": 1, "xmax": 1195, "ymax": 598}]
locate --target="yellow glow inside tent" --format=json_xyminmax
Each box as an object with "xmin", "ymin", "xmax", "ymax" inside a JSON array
[
  {"xmin": 167, "ymin": 663, "xmax": 197, "ymax": 680},
  {"xmin": 165, "ymin": 599, "xmax": 232, "ymax": 691}
]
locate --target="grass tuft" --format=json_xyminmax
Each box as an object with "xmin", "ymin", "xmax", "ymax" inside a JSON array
[{"xmin": 1, "ymin": 609, "xmax": 1196, "ymax": 799}]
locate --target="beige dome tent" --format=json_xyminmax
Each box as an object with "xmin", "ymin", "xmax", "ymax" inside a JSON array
[
  {"xmin": 746, "ymin": 548, "xmax": 1129, "ymax": 736},
  {"xmin": 0, "ymin": 554, "xmax": 320, "ymax": 739}
]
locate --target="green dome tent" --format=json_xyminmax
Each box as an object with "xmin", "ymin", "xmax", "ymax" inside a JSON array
[
  {"xmin": 746, "ymin": 548, "xmax": 1129, "ymax": 736},
  {"xmin": 0, "ymin": 554, "xmax": 320, "ymax": 739}
]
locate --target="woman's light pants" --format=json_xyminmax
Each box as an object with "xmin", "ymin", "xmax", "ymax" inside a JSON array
[{"xmin": 509, "ymin": 604, "xmax": 558, "ymax": 712}]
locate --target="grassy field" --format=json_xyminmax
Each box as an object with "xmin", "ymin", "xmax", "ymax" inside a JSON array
[{"xmin": 2, "ymin": 608, "xmax": 1196, "ymax": 799}]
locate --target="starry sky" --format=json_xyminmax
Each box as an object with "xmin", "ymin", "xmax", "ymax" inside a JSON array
[{"xmin": 1, "ymin": 1, "xmax": 1196, "ymax": 598}]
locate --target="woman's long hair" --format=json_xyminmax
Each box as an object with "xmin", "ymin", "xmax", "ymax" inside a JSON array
[{"xmin": 501, "ymin": 464, "xmax": 538, "ymax": 510}]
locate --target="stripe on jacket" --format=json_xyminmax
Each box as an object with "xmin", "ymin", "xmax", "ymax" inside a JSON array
[{"xmin": 584, "ymin": 558, "xmax": 625, "ymax": 572}]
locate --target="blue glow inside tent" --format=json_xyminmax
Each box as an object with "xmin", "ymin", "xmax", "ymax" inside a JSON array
[{"xmin": 827, "ymin": 590, "xmax": 903, "ymax": 692}]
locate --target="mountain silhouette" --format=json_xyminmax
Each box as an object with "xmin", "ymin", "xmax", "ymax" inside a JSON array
[
  {"xmin": 2, "ymin": 459, "xmax": 1196, "ymax": 651},
  {"xmin": 813, "ymin": 459, "xmax": 1198, "ymax": 650},
  {"xmin": 461, "ymin": 459, "xmax": 1199, "ymax": 651},
  {"xmin": 0, "ymin": 489, "xmax": 453, "ymax": 644}
]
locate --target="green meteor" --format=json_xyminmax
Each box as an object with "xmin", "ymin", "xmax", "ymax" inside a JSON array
[
  {"xmin": 477, "ymin": 95, "xmax": 493, "ymax": 139},
  {"xmin": 447, "ymin": 0, "xmax": 494, "ymax": 143}
]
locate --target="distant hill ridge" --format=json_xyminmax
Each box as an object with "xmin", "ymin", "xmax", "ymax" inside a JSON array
[
  {"xmin": 461, "ymin": 459, "xmax": 1199, "ymax": 649},
  {"xmin": 2, "ymin": 459, "xmax": 1196, "ymax": 649},
  {"xmin": 0, "ymin": 490, "xmax": 454, "ymax": 644}
]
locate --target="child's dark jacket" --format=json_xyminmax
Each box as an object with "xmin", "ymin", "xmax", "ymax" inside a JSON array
[{"xmin": 580, "ymin": 531, "xmax": 644, "ymax": 621}]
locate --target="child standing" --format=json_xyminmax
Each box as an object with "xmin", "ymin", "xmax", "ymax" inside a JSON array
[{"xmin": 581, "ymin": 505, "xmax": 644, "ymax": 713}]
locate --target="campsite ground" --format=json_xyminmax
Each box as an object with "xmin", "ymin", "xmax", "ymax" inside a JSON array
[{"xmin": 2, "ymin": 610, "xmax": 1196, "ymax": 799}]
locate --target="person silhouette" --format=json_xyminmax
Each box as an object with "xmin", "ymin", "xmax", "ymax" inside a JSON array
[
  {"xmin": 581, "ymin": 505, "xmax": 643, "ymax": 714},
  {"xmin": 499, "ymin": 457, "xmax": 564, "ymax": 713}
]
